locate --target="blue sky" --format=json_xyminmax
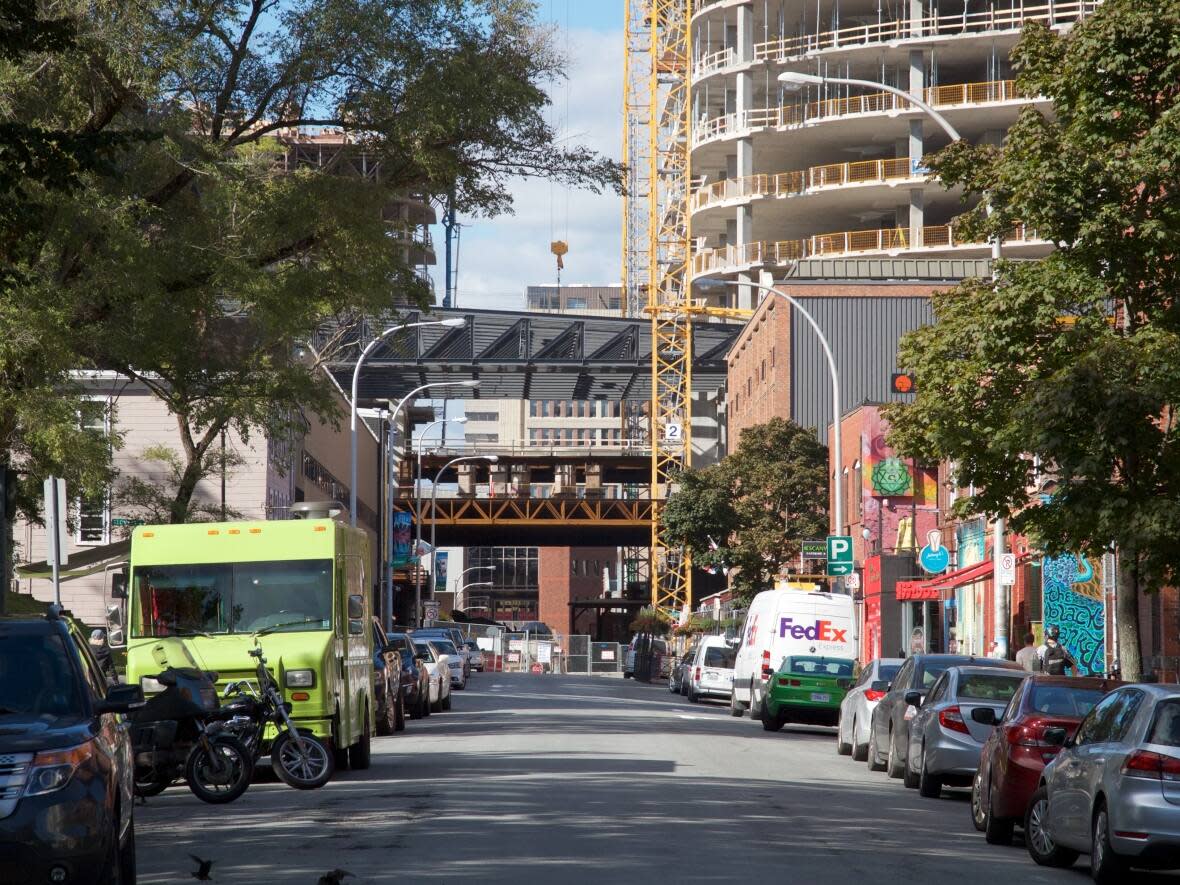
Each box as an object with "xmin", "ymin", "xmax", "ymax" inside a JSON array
[{"xmin": 428, "ymin": 1, "xmax": 625, "ymax": 310}]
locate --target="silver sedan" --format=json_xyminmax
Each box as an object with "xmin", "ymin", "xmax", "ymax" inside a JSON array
[
  {"xmin": 836, "ymin": 657, "xmax": 902, "ymax": 761},
  {"xmin": 1027, "ymin": 683, "xmax": 1180, "ymax": 881},
  {"xmin": 904, "ymin": 665, "xmax": 1026, "ymax": 799}
]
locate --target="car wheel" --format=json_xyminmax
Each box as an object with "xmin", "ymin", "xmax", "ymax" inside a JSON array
[
  {"xmin": 442, "ymin": 691, "xmax": 452, "ymax": 711},
  {"xmin": 886, "ymin": 727, "xmax": 905, "ymax": 779},
  {"xmin": 836, "ymin": 714, "xmax": 852, "ymax": 756},
  {"xmin": 376, "ymin": 685, "xmax": 397, "ymax": 736},
  {"xmin": 1025, "ymin": 786, "xmax": 1080, "ymax": 868},
  {"xmin": 1090, "ymin": 802, "xmax": 1127, "ymax": 884},
  {"xmin": 984, "ymin": 778, "xmax": 1014, "ymax": 845},
  {"xmin": 668, "ymin": 678, "xmax": 677, "ymax": 694},
  {"xmin": 867, "ymin": 726, "xmax": 886, "ymax": 772},
  {"xmin": 394, "ymin": 692, "xmax": 407, "ymax": 733},
  {"xmin": 971, "ymin": 770, "xmax": 988, "ymax": 832},
  {"xmin": 347, "ymin": 714, "xmax": 372, "ymax": 770},
  {"xmin": 902, "ymin": 745, "xmax": 920, "ymax": 789},
  {"xmin": 761, "ymin": 708, "xmax": 784, "ymax": 732},
  {"xmin": 851, "ymin": 718, "xmax": 869, "ymax": 762},
  {"xmin": 105, "ymin": 816, "xmax": 134, "ymax": 885},
  {"xmin": 917, "ymin": 744, "xmax": 942, "ymax": 798}
]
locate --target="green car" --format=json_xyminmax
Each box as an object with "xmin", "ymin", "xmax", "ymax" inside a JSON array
[{"xmin": 761, "ymin": 656, "xmax": 856, "ymax": 731}]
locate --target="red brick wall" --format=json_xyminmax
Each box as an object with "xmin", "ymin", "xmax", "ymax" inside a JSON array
[
  {"xmin": 727, "ymin": 295, "xmax": 792, "ymax": 448},
  {"xmin": 538, "ymin": 547, "xmax": 615, "ymax": 635}
]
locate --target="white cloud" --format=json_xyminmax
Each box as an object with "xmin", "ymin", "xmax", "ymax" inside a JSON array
[{"xmin": 431, "ymin": 27, "xmax": 624, "ymax": 310}]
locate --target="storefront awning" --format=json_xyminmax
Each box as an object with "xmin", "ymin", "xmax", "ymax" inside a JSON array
[
  {"xmin": 898, "ymin": 559, "xmax": 995, "ymax": 599},
  {"xmin": 15, "ymin": 540, "xmax": 130, "ymax": 582}
]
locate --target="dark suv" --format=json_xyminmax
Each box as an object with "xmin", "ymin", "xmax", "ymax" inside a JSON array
[{"xmin": 0, "ymin": 611, "xmax": 143, "ymax": 884}]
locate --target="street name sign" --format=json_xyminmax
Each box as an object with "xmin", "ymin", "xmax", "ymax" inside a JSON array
[{"xmin": 800, "ymin": 540, "xmax": 827, "ymax": 560}]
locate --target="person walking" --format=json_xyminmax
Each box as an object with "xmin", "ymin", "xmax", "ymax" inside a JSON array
[
  {"xmin": 1015, "ymin": 632, "xmax": 1041, "ymax": 672},
  {"xmin": 1040, "ymin": 626, "xmax": 1077, "ymax": 675}
]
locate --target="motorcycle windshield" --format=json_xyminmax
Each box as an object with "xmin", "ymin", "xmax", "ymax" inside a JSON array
[{"xmin": 148, "ymin": 637, "xmax": 202, "ymax": 672}]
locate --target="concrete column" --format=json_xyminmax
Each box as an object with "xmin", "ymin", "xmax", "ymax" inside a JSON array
[
  {"xmin": 734, "ymin": 3, "xmax": 756, "ymax": 312},
  {"xmin": 736, "ymin": 3, "xmax": 753, "ymax": 63},
  {"xmin": 908, "ymin": 49, "xmax": 925, "ymax": 248}
]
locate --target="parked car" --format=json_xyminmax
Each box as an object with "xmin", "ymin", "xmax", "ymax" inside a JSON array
[
  {"xmin": 371, "ymin": 619, "xmax": 406, "ymax": 735},
  {"xmin": 1026, "ymin": 684, "xmax": 1180, "ymax": 882},
  {"xmin": 623, "ymin": 635, "xmax": 669, "ymax": 679},
  {"xmin": 974, "ymin": 675, "xmax": 1121, "ymax": 844},
  {"xmin": 762, "ymin": 655, "xmax": 855, "ymax": 731},
  {"xmin": 462, "ymin": 640, "xmax": 486, "ymax": 672},
  {"xmin": 430, "ymin": 638, "xmax": 468, "ymax": 690},
  {"xmin": 396, "ymin": 647, "xmax": 432, "ymax": 719},
  {"xmin": 415, "ymin": 628, "xmax": 471, "ymax": 678},
  {"xmin": 687, "ymin": 637, "xmax": 737, "ymax": 703},
  {"xmin": 837, "ymin": 657, "xmax": 903, "ymax": 760},
  {"xmin": 412, "ymin": 640, "xmax": 452, "ymax": 712},
  {"xmin": 0, "ymin": 611, "xmax": 144, "ymax": 885},
  {"xmin": 903, "ymin": 665, "xmax": 1027, "ymax": 797},
  {"xmin": 866, "ymin": 654, "xmax": 1022, "ymax": 778},
  {"xmin": 731, "ymin": 587, "xmax": 855, "ymax": 718},
  {"xmin": 668, "ymin": 651, "xmax": 694, "ymax": 695}
]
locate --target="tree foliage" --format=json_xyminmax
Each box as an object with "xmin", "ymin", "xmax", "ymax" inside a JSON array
[
  {"xmin": 114, "ymin": 444, "xmax": 246, "ymax": 526},
  {"xmin": 662, "ymin": 418, "xmax": 829, "ymax": 602},
  {"xmin": 2, "ymin": 1, "xmax": 621, "ymax": 522},
  {"xmin": 886, "ymin": 0, "xmax": 1180, "ymax": 678}
]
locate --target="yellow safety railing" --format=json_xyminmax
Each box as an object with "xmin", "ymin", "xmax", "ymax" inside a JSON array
[
  {"xmin": 690, "ymin": 223, "xmax": 1039, "ymax": 275},
  {"xmin": 692, "ymin": 156, "xmax": 916, "ymax": 211},
  {"xmin": 693, "ymin": 79, "xmax": 1028, "ymax": 146}
]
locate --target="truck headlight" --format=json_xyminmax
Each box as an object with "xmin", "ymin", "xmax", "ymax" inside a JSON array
[
  {"xmin": 284, "ymin": 669, "xmax": 315, "ymax": 688},
  {"xmin": 139, "ymin": 676, "xmax": 164, "ymax": 694}
]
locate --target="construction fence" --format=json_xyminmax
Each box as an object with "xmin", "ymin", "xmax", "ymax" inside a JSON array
[{"xmin": 427, "ymin": 622, "xmax": 622, "ymax": 675}]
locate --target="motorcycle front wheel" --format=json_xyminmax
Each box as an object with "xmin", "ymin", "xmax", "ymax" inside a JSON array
[
  {"xmin": 271, "ymin": 730, "xmax": 333, "ymax": 790},
  {"xmin": 185, "ymin": 735, "xmax": 253, "ymax": 804}
]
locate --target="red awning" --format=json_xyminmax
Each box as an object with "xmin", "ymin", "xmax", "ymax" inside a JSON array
[{"xmin": 919, "ymin": 559, "xmax": 994, "ymax": 593}]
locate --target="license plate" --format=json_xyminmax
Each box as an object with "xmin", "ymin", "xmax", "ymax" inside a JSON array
[{"xmin": 810, "ymin": 692, "xmax": 830, "ymax": 703}]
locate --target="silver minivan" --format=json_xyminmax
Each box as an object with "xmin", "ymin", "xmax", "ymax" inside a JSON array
[{"xmin": 687, "ymin": 637, "xmax": 736, "ymax": 703}]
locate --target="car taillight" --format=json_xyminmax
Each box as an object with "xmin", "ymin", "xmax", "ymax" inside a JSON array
[
  {"xmin": 938, "ymin": 706, "xmax": 970, "ymax": 735},
  {"xmin": 1006, "ymin": 723, "xmax": 1054, "ymax": 748},
  {"xmin": 1123, "ymin": 750, "xmax": 1180, "ymax": 781},
  {"xmin": 864, "ymin": 689, "xmax": 886, "ymax": 702},
  {"xmin": 761, "ymin": 650, "xmax": 772, "ymax": 678},
  {"xmin": 777, "ymin": 677, "xmax": 801, "ymax": 687},
  {"xmin": 694, "ymin": 667, "xmax": 701, "ymax": 681}
]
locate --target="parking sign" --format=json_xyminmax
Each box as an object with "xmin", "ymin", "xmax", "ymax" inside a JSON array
[{"xmin": 826, "ymin": 535, "xmax": 854, "ymax": 576}]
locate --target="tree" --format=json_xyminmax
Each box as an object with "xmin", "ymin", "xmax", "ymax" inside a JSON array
[
  {"xmin": 4, "ymin": 1, "xmax": 621, "ymax": 522},
  {"xmin": 114, "ymin": 444, "xmax": 246, "ymax": 526},
  {"xmin": 663, "ymin": 418, "xmax": 829, "ymax": 602},
  {"xmin": 885, "ymin": 0, "xmax": 1180, "ymax": 680}
]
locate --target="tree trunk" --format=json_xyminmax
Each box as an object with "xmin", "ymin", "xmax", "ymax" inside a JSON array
[
  {"xmin": 169, "ymin": 457, "xmax": 206, "ymax": 524},
  {"xmin": 1116, "ymin": 554, "xmax": 1144, "ymax": 681},
  {"xmin": 170, "ymin": 413, "xmax": 222, "ymax": 524}
]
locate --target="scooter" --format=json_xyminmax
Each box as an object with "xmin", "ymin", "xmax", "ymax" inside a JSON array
[
  {"xmin": 130, "ymin": 666, "xmax": 254, "ymax": 804},
  {"xmin": 216, "ymin": 639, "xmax": 334, "ymax": 790}
]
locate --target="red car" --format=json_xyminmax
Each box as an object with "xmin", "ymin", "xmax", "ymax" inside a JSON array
[{"xmin": 972, "ymin": 674, "xmax": 1123, "ymax": 844}]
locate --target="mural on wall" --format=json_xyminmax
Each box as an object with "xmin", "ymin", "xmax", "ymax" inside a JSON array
[
  {"xmin": 953, "ymin": 518, "xmax": 988, "ymax": 655},
  {"xmin": 860, "ymin": 408, "xmax": 939, "ymax": 555},
  {"xmin": 1042, "ymin": 554, "xmax": 1105, "ymax": 676}
]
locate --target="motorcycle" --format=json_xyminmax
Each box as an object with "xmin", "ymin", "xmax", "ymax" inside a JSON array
[
  {"xmin": 130, "ymin": 666, "xmax": 254, "ymax": 804},
  {"xmin": 216, "ymin": 640, "xmax": 334, "ymax": 790}
]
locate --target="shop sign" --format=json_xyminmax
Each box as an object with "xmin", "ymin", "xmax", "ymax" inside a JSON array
[{"xmin": 895, "ymin": 580, "xmax": 941, "ymax": 601}]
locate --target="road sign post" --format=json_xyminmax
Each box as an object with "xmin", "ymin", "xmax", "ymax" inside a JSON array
[
  {"xmin": 43, "ymin": 477, "xmax": 67, "ymax": 606},
  {"xmin": 825, "ymin": 535, "xmax": 853, "ymax": 577}
]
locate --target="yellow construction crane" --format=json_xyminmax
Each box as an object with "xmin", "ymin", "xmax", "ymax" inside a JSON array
[{"xmin": 624, "ymin": 1, "xmax": 755, "ymax": 617}]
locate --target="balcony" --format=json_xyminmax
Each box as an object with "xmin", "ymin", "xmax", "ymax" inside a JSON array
[
  {"xmin": 693, "ymin": 79, "xmax": 1031, "ymax": 148},
  {"xmin": 691, "ymin": 223, "xmax": 1043, "ymax": 278},
  {"xmin": 692, "ymin": 157, "xmax": 921, "ymax": 213},
  {"xmin": 693, "ymin": 1, "xmax": 1098, "ymax": 78}
]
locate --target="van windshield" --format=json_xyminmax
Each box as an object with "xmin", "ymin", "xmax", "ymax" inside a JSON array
[
  {"xmin": 131, "ymin": 559, "xmax": 334, "ymax": 637},
  {"xmin": 703, "ymin": 646, "xmax": 736, "ymax": 668}
]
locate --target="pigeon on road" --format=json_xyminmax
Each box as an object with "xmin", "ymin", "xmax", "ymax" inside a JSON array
[
  {"xmin": 317, "ymin": 870, "xmax": 353, "ymax": 885},
  {"xmin": 189, "ymin": 854, "xmax": 215, "ymax": 881}
]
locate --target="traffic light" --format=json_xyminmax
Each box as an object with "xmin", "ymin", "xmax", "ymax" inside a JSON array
[{"xmin": 891, "ymin": 372, "xmax": 916, "ymax": 395}]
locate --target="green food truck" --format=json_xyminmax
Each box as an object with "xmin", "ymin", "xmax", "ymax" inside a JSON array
[{"xmin": 121, "ymin": 515, "xmax": 375, "ymax": 770}]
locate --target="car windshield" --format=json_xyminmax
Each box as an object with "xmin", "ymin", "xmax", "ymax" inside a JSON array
[
  {"xmin": 0, "ymin": 632, "xmax": 83, "ymax": 719},
  {"xmin": 786, "ymin": 657, "xmax": 854, "ymax": 677},
  {"xmin": 958, "ymin": 673, "xmax": 1024, "ymax": 701},
  {"xmin": 703, "ymin": 646, "xmax": 736, "ymax": 668},
  {"xmin": 398, "ymin": 649, "xmax": 415, "ymax": 669},
  {"xmin": 1028, "ymin": 685, "xmax": 1107, "ymax": 717},
  {"xmin": 131, "ymin": 559, "xmax": 333, "ymax": 636},
  {"xmin": 413, "ymin": 643, "xmax": 436, "ymax": 661},
  {"xmin": 1148, "ymin": 700, "xmax": 1180, "ymax": 747},
  {"xmin": 433, "ymin": 640, "xmax": 459, "ymax": 656}
]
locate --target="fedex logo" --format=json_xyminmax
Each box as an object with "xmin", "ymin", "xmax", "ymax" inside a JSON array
[{"xmin": 779, "ymin": 617, "xmax": 847, "ymax": 643}]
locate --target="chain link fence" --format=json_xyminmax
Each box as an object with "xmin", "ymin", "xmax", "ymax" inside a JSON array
[{"xmin": 419, "ymin": 621, "xmax": 622, "ymax": 675}]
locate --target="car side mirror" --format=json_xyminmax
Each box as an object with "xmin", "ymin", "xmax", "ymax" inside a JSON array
[
  {"xmin": 971, "ymin": 707, "xmax": 998, "ymax": 726},
  {"xmin": 96, "ymin": 683, "xmax": 144, "ymax": 715},
  {"xmin": 347, "ymin": 594, "xmax": 364, "ymax": 620},
  {"xmin": 1043, "ymin": 726, "xmax": 1068, "ymax": 747},
  {"xmin": 904, "ymin": 690, "xmax": 923, "ymax": 708},
  {"xmin": 110, "ymin": 572, "xmax": 127, "ymax": 600},
  {"xmin": 870, "ymin": 680, "xmax": 889, "ymax": 693}
]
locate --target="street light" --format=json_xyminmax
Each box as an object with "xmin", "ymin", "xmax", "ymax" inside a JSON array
[
  {"xmin": 418, "ymin": 454, "xmax": 498, "ymax": 626},
  {"xmin": 348, "ymin": 317, "xmax": 467, "ymax": 526},
  {"xmin": 456, "ymin": 580, "xmax": 493, "ymax": 612},
  {"xmin": 780, "ymin": 69, "xmax": 1008, "ymax": 656},
  {"xmin": 409, "ymin": 417, "xmax": 467, "ymax": 626},
  {"xmin": 414, "ymin": 417, "xmax": 468, "ymax": 502}
]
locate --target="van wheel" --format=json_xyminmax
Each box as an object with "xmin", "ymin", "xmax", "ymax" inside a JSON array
[
  {"xmin": 729, "ymin": 691, "xmax": 744, "ymax": 717},
  {"xmin": 749, "ymin": 681, "xmax": 764, "ymax": 722},
  {"xmin": 348, "ymin": 713, "xmax": 372, "ymax": 770}
]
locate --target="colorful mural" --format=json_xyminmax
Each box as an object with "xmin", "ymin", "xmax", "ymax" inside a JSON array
[
  {"xmin": 862, "ymin": 410, "xmax": 938, "ymax": 502},
  {"xmin": 1042, "ymin": 554, "xmax": 1105, "ymax": 676}
]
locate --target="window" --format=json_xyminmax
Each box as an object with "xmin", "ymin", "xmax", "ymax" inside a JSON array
[
  {"xmin": 957, "ymin": 673, "xmax": 1023, "ymax": 702},
  {"xmin": 0, "ymin": 632, "xmax": 83, "ymax": 717},
  {"xmin": 466, "ymin": 432, "xmax": 499, "ymax": 443},
  {"xmin": 893, "ymin": 659, "xmax": 915, "ymax": 689},
  {"xmin": 771, "ymin": 346, "xmax": 776, "ymax": 367},
  {"xmin": 1028, "ymin": 685, "xmax": 1107, "ymax": 718},
  {"xmin": 1074, "ymin": 692, "xmax": 1124, "ymax": 746},
  {"xmin": 77, "ymin": 400, "xmax": 110, "ymax": 544},
  {"xmin": 925, "ymin": 673, "xmax": 948, "ymax": 704},
  {"xmin": 703, "ymin": 646, "xmax": 736, "ymax": 668},
  {"xmin": 761, "ymin": 359, "xmax": 766, "ymax": 380},
  {"xmin": 567, "ymin": 297, "xmax": 587, "ymax": 310},
  {"xmin": 1148, "ymin": 700, "xmax": 1180, "ymax": 747},
  {"xmin": 1109, "ymin": 689, "xmax": 1146, "ymax": 742},
  {"xmin": 466, "ymin": 412, "xmax": 499, "ymax": 422}
]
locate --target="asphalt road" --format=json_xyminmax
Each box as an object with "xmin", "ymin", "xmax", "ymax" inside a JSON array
[{"xmin": 135, "ymin": 673, "xmax": 1177, "ymax": 884}]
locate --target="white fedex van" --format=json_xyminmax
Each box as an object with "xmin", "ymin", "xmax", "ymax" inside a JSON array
[{"xmin": 730, "ymin": 586, "xmax": 855, "ymax": 719}]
